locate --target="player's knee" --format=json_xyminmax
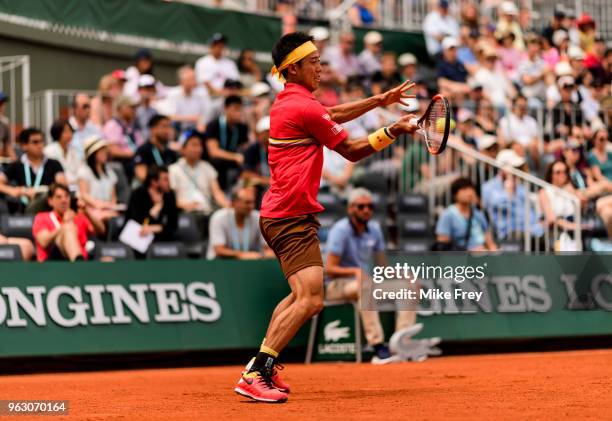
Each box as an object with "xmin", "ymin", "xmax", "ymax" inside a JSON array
[{"xmin": 308, "ymin": 295, "xmax": 324, "ymax": 317}]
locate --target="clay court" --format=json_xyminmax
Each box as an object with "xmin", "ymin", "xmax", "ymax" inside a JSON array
[{"xmin": 0, "ymin": 349, "xmax": 610, "ymax": 420}]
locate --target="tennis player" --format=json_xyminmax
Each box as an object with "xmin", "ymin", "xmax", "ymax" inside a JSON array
[{"xmin": 235, "ymin": 31, "xmax": 419, "ymax": 403}]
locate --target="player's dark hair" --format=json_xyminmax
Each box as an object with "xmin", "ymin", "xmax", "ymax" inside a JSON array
[
  {"xmin": 50, "ymin": 119, "xmax": 73, "ymax": 142},
  {"xmin": 224, "ymin": 95, "xmax": 243, "ymax": 108},
  {"xmin": 272, "ymin": 32, "xmax": 314, "ymax": 79},
  {"xmin": 145, "ymin": 165, "xmax": 168, "ymax": 188},
  {"xmin": 148, "ymin": 114, "xmax": 169, "ymax": 129},
  {"xmin": 451, "ymin": 177, "xmax": 475, "ymax": 200},
  {"xmin": 48, "ymin": 183, "xmax": 70, "ymax": 199},
  {"xmin": 19, "ymin": 127, "xmax": 43, "ymax": 144}
]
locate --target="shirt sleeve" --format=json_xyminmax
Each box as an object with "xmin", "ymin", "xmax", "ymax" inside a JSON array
[
  {"xmin": 132, "ymin": 145, "xmax": 148, "ymax": 166},
  {"xmin": 301, "ymin": 101, "xmax": 348, "ymax": 150},
  {"xmin": 32, "ymin": 213, "xmax": 50, "ymax": 237},
  {"xmin": 435, "ymin": 209, "xmax": 453, "ymax": 238},
  {"xmin": 326, "ymin": 224, "xmax": 347, "ymax": 257}
]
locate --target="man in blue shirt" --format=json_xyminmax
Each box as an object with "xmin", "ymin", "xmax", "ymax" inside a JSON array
[{"xmin": 324, "ymin": 188, "xmax": 417, "ymax": 364}]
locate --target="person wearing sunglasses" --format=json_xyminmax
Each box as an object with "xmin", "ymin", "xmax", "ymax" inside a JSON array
[
  {"xmin": 69, "ymin": 92, "xmax": 102, "ymax": 159},
  {"xmin": 0, "ymin": 128, "xmax": 67, "ymax": 214},
  {"xmin": 324, "ymin": 188, "xmax": 417, "ymax": 364}
]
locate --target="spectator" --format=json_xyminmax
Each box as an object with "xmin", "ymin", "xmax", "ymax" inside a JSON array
[
  {"xmin": 588, "ymin": 128, "xmax": 612, "ymax": 183},
  {"xmin": 44, "ymin": 119, "xmax": 82, "ymax": 189},
  {"xmin": 358, "ymin": 31, "xmax": 383, "ymax": 76},
  {"xmin": 204, "ymin": 95, "xmax": 249, "ymax": 191},
  {"xmin": 576, "ymin": 13, "xmax": 596, "ymax": 54},
  {"xmin": 135, "ymin": 75, "xmax": 159, "ymax": 142},
  {"xmin": 498, "ymin": 95, "xmax": 540, "ymax": 168},
  {"xmin": 457, "ymin": 26, "xmax": 479, "ymax": 74},
  {"xmin": 124, "ymin": 48, "xmax": 164, "ymax": 100},
  {"xmin": 322, "ymin": 32, "xmax": 361, "ymax": 83},
  {"xmin": 77, "ymin": 136, "xmax": 119, "ymax": 222},
  {"xmin": 0, "ymin": 128, "xmax": 66, "ymax": 214},
  {"xmin": 370, "ymin": 52, "xmax": 402, "ymax": 96},
  {"xmin": 423, "ymin": 0, "xmax": 460, "ymax": 57},
  {"xmin": 517, "ymin": 33, "xmax": 548, "ymax": 107},
  {"xmin": 32, "ymin": 183, "xmax": 105, "ymax": 262},
  {"xmin": 0, "ymin": 91, "xmax": 15, "ymax": 160},
  {"xmin": 242, "ymin": 116, "xmax": 271, "ymax": 186},
  {"xmin": 195, "ymin": 33, "xmax": 240, "ymax": 95},
  {"xmin": 477, "ymin": 134, "xmax": 500, "ymax": 159},
  {"xmin": 247, "ymin": 82, "xmax": 273, "ymax": 134},
  {"xmin": 539, "ymin": 161, "xmax": 586, "ymax": 240},
  {"xmin": 473, "ymin": 46, "xmax": 516, "ymax": 110},
  {"xmin": 474, "ymin": 97, "xmax": 499, "ymax": 135},
  {"xmin": 134, "ymin": 115, "xmax": 178, "ymax": 183},
  {"xmin": 236, "ymin": 48, "xmax": 262, "ymax": 89},
  {"xmin": 481, "ymin": 149, "xmax": 544, "ymax": 241},
  {"xmin": 435, "ymin": 177, "xmax": 498, "ymax": 251},
  {"xmin": 309, "ymin": 26, "xmax": 330, "ymax": 58},
  {"xmin": 324, "ymin": 188, "xmax": 417, "ymax": 364},
  {"xmin": 125, "ymin": 165, "xmax": 178, "ymax": 243},
  {"xmin": 460, "ymin": 1, "xmax": 479, "ymax": 31},
  {"xmin": 455, "ymin": 109, "xmax": 480, "ymax": 149},
  {"xmin": 104, "ymin": 95, "xmax": 143, "ymax": 180},
  {"xmin": 496, "ymin": 30, "xmax": 522, "ymax": 81},
  {"xmin": 584, "ymin": 38, "xmax": 607, "ymax": 82},
  {"xmin": 437, "ymin": 37, "xmax": 470, "ymax": 101},
  {"xmin": 349, "ymin": 0, "xmax": 377, "ymax": 26},
  {"xmin": 398, "ymin": 53, "xmax": 421, "ymax": 83},
  {"xmin": 0, "ymin": 233, "xmax": 34, "ymax": 261},
  {"xmin": 321, "ymin": 146, "xmax": 354, "ymax": 197},
  {"xmin": 496, "ymin": 1, "xmax": 524, "ymax": 51},
  {"xmin": 551, "ymin": 76, "xmax": 584, "ymax": 139},
  {"xmin": 90, "ymin": 74, "xmax": 123, "ymax": 128},
  {"xmin": 206, "ymin": 185, "xmax": 272, "ymax": 259},
  {"xmin": 164, "ymin": 65, "xmax": 211, "ymax": 133},
  {"xmin": 169, "ymin": 130, "xmax": 229, "ymax": 237},
  {"xmin": 69, "ymin": 92, "xmax": 102, "ymax": 158},
  {"xmin": 541, "ymin": 6, "xmax": 565, "ymax": 47},
  {"xmin": 314, "ymin": 62, "xmax": 341, "ymax": 107}
]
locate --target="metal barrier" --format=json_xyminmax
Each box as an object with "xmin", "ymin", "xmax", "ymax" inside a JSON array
[
  {"xmin": 26, "ymin": 89, "xmax": 96, "ymax": 139},
  {"xmin": 0, "ymin": 55, "xmax": 30, "ymax": 146}
]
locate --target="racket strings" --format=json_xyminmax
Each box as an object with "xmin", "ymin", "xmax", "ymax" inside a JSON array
[{"xmin": 424, "ymin": 101, "xmax": 446, "ymax": 152}]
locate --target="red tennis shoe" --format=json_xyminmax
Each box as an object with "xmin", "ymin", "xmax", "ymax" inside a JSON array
[
  {"xmin": 243, "ymin": 358, "xmax": 291, "ymax": 393},
  {"xmin": 234, "ymin": 371, "xmax": 288, "ymax": 403}
]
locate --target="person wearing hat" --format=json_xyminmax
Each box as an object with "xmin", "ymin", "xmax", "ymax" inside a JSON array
[
  {"xmin": 473, "ymin": 46, "xmax": 516, "ymax": 109},
  {"xmin": 477, "ymin": 134, "xmax": 500, "ymax": 159},
  {"xmin": 195, "ymin": 33, "xmax": 240, "ymax": 95},
  {"xmin": 136, "ymin": 74, "xmax": 159, "ymax": 142},
  {"xmin": 481, "ymin": 148, "xmax": 544, "ymax": 241},
  {"xmin": 0, "ymin": 90, "xmax": 15, "ymax": 160},
  {"xmin": 308, "ymin": 27, "xmax": 330, "ymax": 56},
  {"xmin": 437, "ymin": 37, "xmax": 470, "ymax": 99},
  {"xmin": 497, "ymin": 29, "xmax": 522, "ymax": 80},
  {"xmin": 0, "ymin": 128, "xmax": 67, "ymax": 214},
  {"xmin": 103, "ymin": 95, "xmax": 143, "ymax": 181},
  {"xmin": 423, "ymin": 0, "xmax": 460, "ymax": 56},
  {"xmin": 576, "ymin": 13, "xmax": 596, "ymax": 54},
  {"xmin": 517, "ymin": 33, "xmax": 547, "ymax": 107},
  {"xmin": 124, "ymin": 48, "xmax": 160, "ymax": 100},
  {"xmin": 496, "ymin": 1, "xmax": 524, "ymax": 50},
  {"xmin": 398, "ymin": 52, "xmax": 420, "ymax": 82},
  {"xmin": 77, "ymin": 135, "xmax": 120, "ymax": 222},
  {"xmin": 163, "ymin": 65, "xmax": 211, "ymax": 134},
  {"xmin": 169, "ymin": 130, "xmax": 229, "ymax": 238},
  {"xmin": 542, "ymin": 6, "xmax": 566, "ymax": 47},
  {"xmin": 44, "ymin": 119, "xmax": 82, "ymax": 189},
  {"xmin": 32, "ymin": 183, "xmax": 105, "ymax": 262},
  {"xmin": 358, "ymin": 31, "xmax": 383, "ymax": 76},
  {"xmin": 551, "ymin": 75, "xmax": 584, "ymax": 139},
  {"xmin": 242, "ymin": 116, "xmax": 271, "ymax": 188},
  {"xmin": 133, "ymin": 114, "xmax": 178, "ymax": 183}
]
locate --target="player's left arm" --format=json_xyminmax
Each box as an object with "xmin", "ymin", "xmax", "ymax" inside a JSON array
[{"xmin": 326, "ymin": 80, "xmax": 415, "ymax": 124}]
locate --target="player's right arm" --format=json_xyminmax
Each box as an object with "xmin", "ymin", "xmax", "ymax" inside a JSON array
[{"xmin": 333, "ymin": 114, "xmax": 419, "ymax": 162}]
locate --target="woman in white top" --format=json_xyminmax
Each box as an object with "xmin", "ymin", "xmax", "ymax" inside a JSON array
[
  {"xmin": 539, "ymin": 160, "xmax": 585, "ymax": 233},
  {"xmin": 77, "ymin": 136, "xmax": 119, "ymax": 222},
  {"xmin": 44, "ymin": 119, "xmax": 83, "ymax": 189}
]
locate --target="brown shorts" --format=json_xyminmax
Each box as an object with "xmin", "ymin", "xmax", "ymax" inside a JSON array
[{"xmin": 260, "ymin": 214, "xmax": 322, "ymax": 279}]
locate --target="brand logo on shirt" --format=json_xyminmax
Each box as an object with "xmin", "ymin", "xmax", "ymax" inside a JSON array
[
  {"xmin": 322, "ymin": 113, "xmax": 331, "ymax": 121},
  {"xmin": 331, "ymin": 123, "xmax": 343, "ymax": 135}
]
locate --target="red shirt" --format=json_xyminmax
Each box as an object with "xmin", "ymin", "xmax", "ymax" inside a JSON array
[
  {"xmin": 261, "ymin": 83, "xmax": 348, "ymax": 218},
  {"xmin": 32, "ymin": 211, "xmax": 93, "ymax": 262}
]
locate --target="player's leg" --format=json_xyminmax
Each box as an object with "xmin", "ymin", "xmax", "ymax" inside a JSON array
[{"xmin": 265, "ymin": 292, "xmax": 296, "ymax": 340}]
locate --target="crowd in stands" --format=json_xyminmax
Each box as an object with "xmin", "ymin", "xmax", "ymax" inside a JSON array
[{"xmin": 0, "ymin": 0, "xmax": 611, "ymax": 261}]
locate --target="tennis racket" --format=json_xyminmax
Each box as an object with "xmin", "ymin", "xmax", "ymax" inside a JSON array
[{"xmin": 409, "ymin": 94, "xmax": 450, "ymax": 155}]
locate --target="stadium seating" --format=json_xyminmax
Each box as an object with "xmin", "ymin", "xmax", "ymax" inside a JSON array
[
  {"xmin": 0, "ymin": 244, "xmax": 23, "ymax": 261},
  {"xmin": 0, "ymin": 215, "xmax": 35, "ymax": 240},
  {"xmin": 106, "ymin": 215, "xmax": 126, "ymax": 242},
  {"xmin": 176, "ymin": 213, "xmax": 205, "ymax": 258},
  {"xmin": 93, "ymin": 242, "xmax": 134, "ymax": 260},
  {"xmin": 146, "ymin": 242, "xmax": 187, "ymax": 259},
  {"xmin": 397, "ymin": 193, "xmax": 428, "ymax": 215}
]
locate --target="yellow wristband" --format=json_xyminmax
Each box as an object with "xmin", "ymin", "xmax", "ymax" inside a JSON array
[{"xmin": 368, "ymin": 127, "xmax": 396, "ymax": 151}]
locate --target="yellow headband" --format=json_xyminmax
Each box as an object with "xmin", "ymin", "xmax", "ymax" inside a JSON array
[{"xmin": 270, "ymin": 41, "xmax": 318, "ymax": 82}]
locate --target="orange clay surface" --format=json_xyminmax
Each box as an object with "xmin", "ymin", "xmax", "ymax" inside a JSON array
[{"xmin": 0, "ymin": 349, "xmax": 610, "ymax": 420}]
